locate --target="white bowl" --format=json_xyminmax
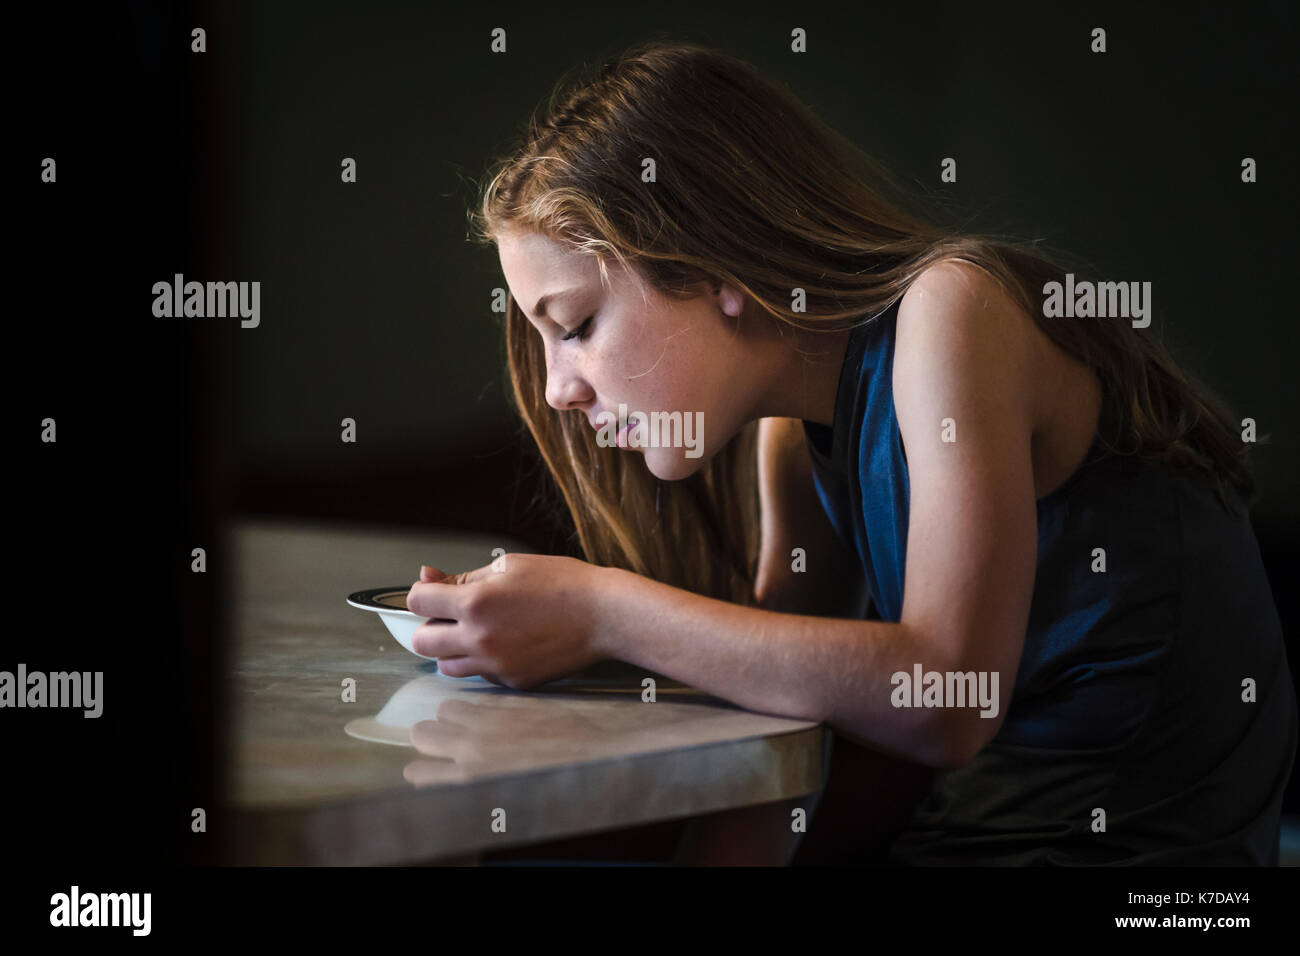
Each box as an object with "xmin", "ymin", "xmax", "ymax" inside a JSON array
[{"xmin": 346, "ymin": 586, "xmax": 482, "ymax": 680}]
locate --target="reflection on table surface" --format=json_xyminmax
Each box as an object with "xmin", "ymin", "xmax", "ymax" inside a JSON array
[{"xmin": 226, "ymin": 517, "xmax": 825, "ymax": 864}]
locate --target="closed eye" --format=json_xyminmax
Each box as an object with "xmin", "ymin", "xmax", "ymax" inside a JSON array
[{"xmin": 562, "ymin": 316, "xmax": 594, "ymax": 342}]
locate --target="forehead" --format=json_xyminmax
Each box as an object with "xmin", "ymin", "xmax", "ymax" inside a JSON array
[{"xmin": 497, "ymin": 230, "xmax": 600, "ymax": 302}]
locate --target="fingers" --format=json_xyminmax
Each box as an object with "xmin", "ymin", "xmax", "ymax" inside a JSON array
[
  {"xmin": 411, "ymin": 620, "xmax": 470, "ymax": 659},
  {"xmin": 434, "ymin": 656, "xmax": 496, "ymax": 680},
  {"xmin": 427, "ymin": 560, "xmax": 505, "ymax": 585},
  {"xmin": 408, "ymin": 557, "xmax": 506, "ymax": 615},
  {"xmin": 406, "ymin": 579, "xmax": 476, "ymax": 618},
  {"xmin": 418, "ymin": 563, "xmax": 496, "ymax": 585}
]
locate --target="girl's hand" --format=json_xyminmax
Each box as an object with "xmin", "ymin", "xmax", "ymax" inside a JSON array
[{"xmin": 405, "ymin": 554, "xmax": 608, "ymax": 689}]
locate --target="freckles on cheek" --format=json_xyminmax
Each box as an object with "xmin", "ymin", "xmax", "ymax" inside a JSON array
[
  {"xmin": 625, "ymin": 331, "xmax": 684, "ymax": 387},
  {"xmin": 609, "ymin": 341, "xmax": 656, "ymax": 388},
  {"xmin": 608, "ymin": 317, "xmax": 699, "ymax": 408}
]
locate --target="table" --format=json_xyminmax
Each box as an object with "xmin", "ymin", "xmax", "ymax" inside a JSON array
[{"xmin": 226, "ymin": 517, "xmax": 828, "ymax": 865}]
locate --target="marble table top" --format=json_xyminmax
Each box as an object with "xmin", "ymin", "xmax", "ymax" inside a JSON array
[{"xmin": 225, "ymin": 517, "xmax": 826, "ymax": 864}]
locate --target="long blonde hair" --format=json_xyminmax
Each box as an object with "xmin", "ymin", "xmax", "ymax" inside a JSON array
[{"xmin": 468, "ymin": 41, "xmax": 1256, "ymax": 605}]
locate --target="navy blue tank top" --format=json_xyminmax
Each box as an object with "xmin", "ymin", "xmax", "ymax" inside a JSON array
[{"xmin": 802, "ymin": 297, "xmax": 1297, "ymax": 865}]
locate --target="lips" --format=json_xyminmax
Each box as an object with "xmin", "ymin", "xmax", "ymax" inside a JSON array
[
  {"xmin": 588, "ymin": 410, "xmax": 634, "ymax": 431},
  {"xmin": 588, "ymin": 411, "xmax": 640, "ymax": 449}
]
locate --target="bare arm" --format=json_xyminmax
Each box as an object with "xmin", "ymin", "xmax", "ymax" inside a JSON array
[
  {"xmin": 591, "ymin": 564, "xmax": 957, "ymax": 767},
  {"xmin": 411, "ymin": 262, "xmax": 1037, "ymax": 774},
  {"xmin": 591, "ymin": 261, "xmax": 1039, "ymax": 770},
  {"xmin": 754, "ymin": 416, "xmax": 869, "ymax": 619}
]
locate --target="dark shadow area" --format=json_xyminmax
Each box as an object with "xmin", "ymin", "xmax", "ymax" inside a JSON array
[{"xmin": 16, "ymin": 1, "xmax": 1294, "ymax": 880}]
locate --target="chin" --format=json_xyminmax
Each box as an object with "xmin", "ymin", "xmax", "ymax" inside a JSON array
[{"xmin": 642, "ymin": 446, "xmax": 710, "ymax": 481}]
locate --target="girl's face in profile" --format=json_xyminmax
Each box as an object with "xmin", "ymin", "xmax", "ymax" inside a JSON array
[{"xmin": 497, "ymin": 229, "xmax": 763, "ymax": 481}]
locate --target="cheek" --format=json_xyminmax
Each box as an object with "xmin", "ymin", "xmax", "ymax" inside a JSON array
[
  {"xmin": 594, "ymin": 325, "xmax": 645, "ymax": 379},
  {"xmin": 665, "ymin": 349, "xmax": 719, "ymax": 414},
  {"xmin": 605, "ymin": 321, "xmax": 717, "ymax": 413},
  {"xmin": 600, "ymin": 336, "xmax": 667, "ymax": 402}
]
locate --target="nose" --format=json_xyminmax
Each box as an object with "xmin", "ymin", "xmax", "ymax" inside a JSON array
[{"xmin": 544, "ymin": 355, "xmax": 593, "ymax": 412}]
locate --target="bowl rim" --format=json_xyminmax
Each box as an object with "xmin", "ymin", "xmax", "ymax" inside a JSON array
[{"xmin": 346, "ymin": 586, "xmax": 420, "ymax": 616}]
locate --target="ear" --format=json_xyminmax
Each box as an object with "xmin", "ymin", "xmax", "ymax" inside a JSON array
[{"xmin": 710, "ymin": 280, "xmax": 747, "ymax": 320}]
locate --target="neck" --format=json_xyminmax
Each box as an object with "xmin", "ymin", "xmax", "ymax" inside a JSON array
[{"xmin": 750, "ymin": 322, "xmax": 855, "ymax": 427}]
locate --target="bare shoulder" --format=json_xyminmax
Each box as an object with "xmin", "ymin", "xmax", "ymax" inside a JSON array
[
  {"xmin": 896, "ymin": 259, "xmax": 1036, "ymax": 359},
  {"xmin": 892, "ymin": 258, "xmax": 1039, "ymax": 427}
]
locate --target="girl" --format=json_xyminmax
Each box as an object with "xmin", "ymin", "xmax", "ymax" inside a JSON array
[{"xmin": 407, "ymin": 42, "xmax": 1297, "ymax": 865}]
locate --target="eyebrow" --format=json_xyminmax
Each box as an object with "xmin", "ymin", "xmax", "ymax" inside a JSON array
[{"xmin": 531, "ymin": 287, "xmax": 582, "ymax": 321}]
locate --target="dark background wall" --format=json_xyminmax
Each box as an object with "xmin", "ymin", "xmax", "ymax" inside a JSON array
[
  {"xmin": 212, "ymin": 7, "xmax": 1300, "ymax": 770},
  {"xmin": 208, "ymin": 1, "xmax": 1297, "ymax": 550},
  {"xmin": 13, "ymin": 0, "xmax": 1296, "ymax": 884}
]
